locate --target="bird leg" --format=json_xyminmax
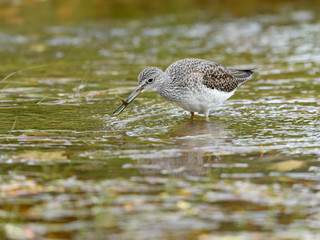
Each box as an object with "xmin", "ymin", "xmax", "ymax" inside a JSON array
[
  {"xmin": 189, "ymin": 111, "xmax": 210, "ymax": 121},
  {"xmin": 204, "ymin": 111, "xmax": 210, "ymax": 120}
]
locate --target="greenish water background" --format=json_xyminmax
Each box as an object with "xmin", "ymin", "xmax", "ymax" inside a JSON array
[{"xmin": 0, "ymin": 0, "xmax": 320, "ymax": 239}]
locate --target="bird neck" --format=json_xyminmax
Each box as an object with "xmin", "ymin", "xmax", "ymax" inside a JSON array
[{"xmin": 157, "ymin": 74, "xmax": 181, "ymax": 102}]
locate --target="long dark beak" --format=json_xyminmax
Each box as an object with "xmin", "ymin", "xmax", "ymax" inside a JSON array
[{"xmin": 113, "ymin": 85, "xmax": 144, "ymax": 115}]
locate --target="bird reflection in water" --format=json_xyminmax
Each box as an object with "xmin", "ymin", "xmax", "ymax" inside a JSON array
[{"xmin": 137, "ymin": 120, "xmax": 233, "ymax": 176}]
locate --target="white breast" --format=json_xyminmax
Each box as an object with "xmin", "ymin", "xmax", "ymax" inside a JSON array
[{"xmin": 175, "ymin": 88, "xmax": 235, "ymax": 115}]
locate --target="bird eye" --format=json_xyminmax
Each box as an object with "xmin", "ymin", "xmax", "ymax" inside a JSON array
[{"xmin": 147, "ymin": 78, "xmax": 154, "ymax": 83}]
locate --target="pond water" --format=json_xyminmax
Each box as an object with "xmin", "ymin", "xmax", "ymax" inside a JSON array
[{"xmin": 0, "ymin": 1, "xmax": 320, "ymax": 239}]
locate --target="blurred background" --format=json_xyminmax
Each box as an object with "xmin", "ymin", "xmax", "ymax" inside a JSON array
[
  {"xmin": 1, "ymin": 0, "xmax": 319, "ymax": 72},
  {"xmin": 1, "ymin": 0, "xmax": 319, "ymax": 23}
]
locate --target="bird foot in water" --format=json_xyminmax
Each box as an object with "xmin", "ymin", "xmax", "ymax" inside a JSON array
[{"xmin": 190, "ymin": 112, "xmax": 209, "ymax": 120}]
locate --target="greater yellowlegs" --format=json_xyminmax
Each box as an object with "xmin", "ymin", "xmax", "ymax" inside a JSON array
[{"xmin": 113, "ymin": 58, "xmax": 254, "ymax": 117}]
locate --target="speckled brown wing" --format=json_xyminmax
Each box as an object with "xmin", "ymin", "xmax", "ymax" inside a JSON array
[
  {"xmin": 166, "ymin": 58, "xmax": 207, "ymax": 82},
  {"xmin": 196, "ymin": 62, "xmax": 239, "ymax": 92}
]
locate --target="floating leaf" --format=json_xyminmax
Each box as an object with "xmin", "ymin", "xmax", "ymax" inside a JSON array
[
  {"xmin": 177, "ymin": 201, "xmax": 191, "ymax": 210},
  {"xmin": 14, "ymin": 150, "xmax": 67, "ymax": 161},
  {"xmin": 30, "ymin": 43, "xmax": 47, "ymax": 52},
  {"xmin": 268, "ymin": 160, "xmax": 304, "ymax": 172}
]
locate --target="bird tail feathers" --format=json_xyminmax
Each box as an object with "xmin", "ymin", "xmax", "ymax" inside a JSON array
[{"xmin": 229, "ymin": 69, "xmax": 255, "ymax": 83}]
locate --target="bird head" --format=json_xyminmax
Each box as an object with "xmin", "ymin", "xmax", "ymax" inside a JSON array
[{"xmin": 113, "ymin": 67, "xmax": 165, "ymax": 115}]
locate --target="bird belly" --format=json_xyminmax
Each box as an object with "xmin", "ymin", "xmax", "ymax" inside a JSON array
[{"xmin": 175, "ymin": 88, "xmax": 235, "ymax": 114}]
